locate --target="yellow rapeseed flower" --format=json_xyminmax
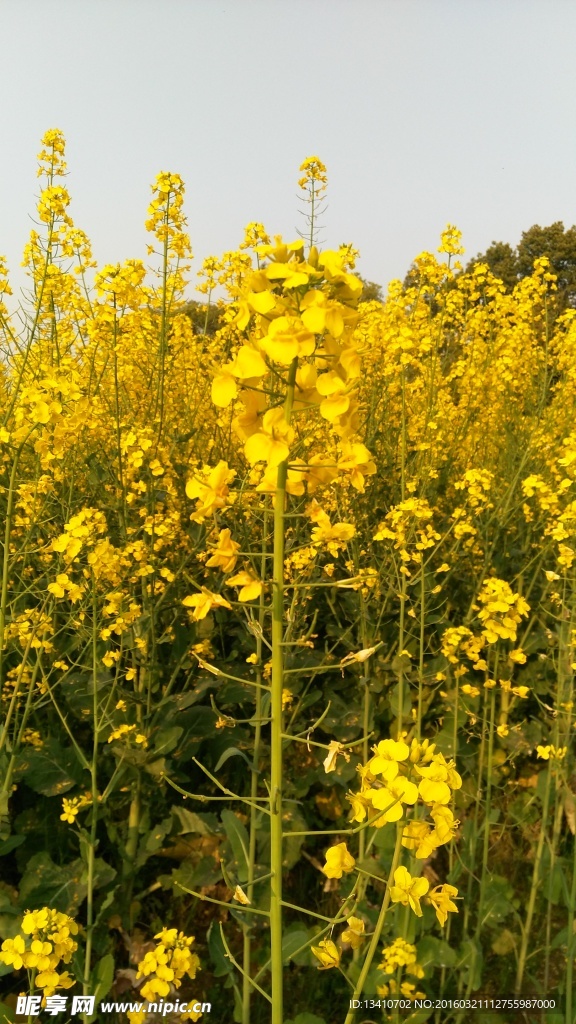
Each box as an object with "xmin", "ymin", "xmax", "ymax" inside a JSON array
[
  {"xmin": 428, "ymin": 883, "xmax": 459, "ymax": 926},
  {"xmin": 341, "ymin": 916, "xmax": 365, "ymax": 949},
  {"xmin": 182, "ymin": 588, "xmax": 232, "ymax": 620},
  {"xmin": 311, "ymin": 938, "xmax": 340, "ymax": 970},
  {"xmin": 322, "ymin": 842, "xmax": 356, "ymax": 879},
  {"xmin": 389, "ymin": 867, "xmax": 430, "ymax": 917}
]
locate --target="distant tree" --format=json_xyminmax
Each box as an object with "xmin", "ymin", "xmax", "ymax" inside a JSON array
[
  {"xmin": 470, "ymin": 221, "xmax": 576, "ymax": 314},
  {"xmin": 358, "ymin": 276, "xmax": 383, "ymax": 303},
  {"xmin": 472, "ymin": 240, "xmax": 519, "ymax": 292},
  {"xmin": 180, "ymin": 298, "xmax": 224, "ymax": 337}
]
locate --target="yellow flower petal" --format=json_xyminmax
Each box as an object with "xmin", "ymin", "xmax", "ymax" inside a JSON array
[{"xmin": 212, "ymin": 374, "xmax": 237, "ymax": 408}]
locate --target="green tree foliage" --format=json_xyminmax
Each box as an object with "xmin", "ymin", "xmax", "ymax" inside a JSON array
[
  {"xmin": 181, "ymin": 298, "xmax": 224, "ymax": 337},
  {"xmin": 470, "ymin": 221, "xmax": 576, "ymax": 315},
  {"xmin": 358, "ymin": 275, "xmax": 383, "ymax": 303}
]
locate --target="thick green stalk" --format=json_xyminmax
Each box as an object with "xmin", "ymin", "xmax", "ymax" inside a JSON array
[
  {"xmin": 514, "ymin": 762, "xmax": 551, "ymax": 995},
  {"xmin": 417, "ymin": 565, "xmax": 426, "ymax": 740},
  {"xmin": 458, "ymin": 749, "xmax": 485, "ymax": 996},
  {"xmin": 122, "ymin": 748, "xmax": 142, "ymax": 922},
  {"xmin": 562, "ymin": 577, "xmax": 575, "ymax": 1022},
  {"xmin": 26, "ymin": 968, "xmax": 37, "ymax": 1024},
  {"xmin": 343, "ymin": 825, "xmax": 403, "ymax": 1024},
  {"xmin": 83, "ymin": 590, "xmax": 101, "ymax": 1019},
  {"xmin": 242, "ymin": 507, "xmax": 268, "ymax": 1024},
  {"xmin": 358, "ymin": 595, "xmax": 371, "ymax": 866},
  {"xmin": 566, "ymin": 821, "xmax": 576, "ymax": 1024},
  {"xmin": 546, "ymin": 588, "xmax": 570, "ymax": 990},
  {"xmin": 123, "ymin": 780, "xmax": 142, "ymax": 885},
  {"xmin": 464, "ymin": 679, "xmax": 496, "ymax": 1000},
  {"xmin": 544, "ymin": 798, "xmax": 563, "ymax": 991},
  {"xmin": 438, "ymin": 676, "xmax": 459, "ymax": 1000},
  {"xmin": 475, "ymin": 685, "xmax": 496, "ymax": 940},
  {"xmin": 395, "ymin": 367, "xmax": 408, "ymax": 735},
  {"xmin": 270, "ymin": 359, "xmax": 298, "ymax": 1024}
]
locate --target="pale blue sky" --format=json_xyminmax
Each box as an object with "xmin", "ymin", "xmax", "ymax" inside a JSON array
[{"xmin": 2, "ymin": 0, "xmax": 576, "ymax": 303}]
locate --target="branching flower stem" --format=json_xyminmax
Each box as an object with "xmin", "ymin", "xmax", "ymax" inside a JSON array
[{"xmin": 269, "ymin": 356, "xmax": 298, "ymax": 1024}]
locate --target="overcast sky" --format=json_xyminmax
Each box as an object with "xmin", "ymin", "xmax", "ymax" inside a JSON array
[{"xmin": 3, "ymin": 0, "xmax": 576, "ymax": 304}]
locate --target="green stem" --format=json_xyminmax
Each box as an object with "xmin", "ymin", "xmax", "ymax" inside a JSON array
[
  {"xmin": 269, "ymin": 358, "xmax": 298, "ymax": 1024},
  {"xmin": 122, "ymin": 778, "xmax": 141, "ymax": 917},
  {"xmin": 417, "ymin": 566, "xmax": 425, "ymax": 739},
  {"xmin": 83, "ymin": 590, "xmax": 101, "ymax": 1019},
  {"xmin": 242, "ymin": 506, "xmax": 268, "ymax": 1024},
  {"xmin": 343, "ymin": 824, "xmax": 403, "ymax": 1024},
  {"xmin": 358, "ymin": 595, "xmax": 371, "ymax": 868},
  {"xmin": 514, "ymin": 759, "xmax": 552, "ymax": 994},
  {"xmin": 476, "ymin": 685, "xmax": 496, "ymax": 935},
  {"xmin": 465, "ymin": 680, "xmax": 496, "ymax": 1000},
  {"xmin": 566, "ymin": 815, "xmax": 576, "ymax": 1024}
]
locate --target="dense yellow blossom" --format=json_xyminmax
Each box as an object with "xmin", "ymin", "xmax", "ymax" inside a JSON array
[{"xmin": 1, "ymin": 908, "xmax": 78, "ymax": 997}]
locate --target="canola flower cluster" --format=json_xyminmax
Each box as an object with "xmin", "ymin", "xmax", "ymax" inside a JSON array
[
  {"xmin": 0, "ymin": 908, "xmax": 78, "ymax": 998},
  {"xmin": 377, "ymin": 938, "xmax": 426, "ymax": 1001},
  {"xmin": 346, "ymin": 738, "xmax": 461, "ymax": 855},
  {"xmin": 311, "ymin": 739, "xmax": 461, "ymax": 972},
  {"xmin": 179, "ymin": 210, "xmax": 378, "ymax": 618},
  {"xmin": 127, "ymin": 929, "xmax": 202, "ymax": 1023}
]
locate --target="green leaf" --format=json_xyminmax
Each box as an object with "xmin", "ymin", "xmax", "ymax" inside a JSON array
[
  {"xmin": 142, "ymin": 815, "xmax": 173, "ymax": 856},
  {"xmin": 19, "ymin": 852, "xmax": 87, "ymax": 915},
  {"xmin": 208, "ymin": 919, "xmax": 235, "ymax": 979},
  {"xmin": 402, "ymin": 1010, "xmax": 434, "ymax": 1024},
  {"xmin": 91, "ymin": 953, "xmax": 115, "ymax": 1005},
  {"xmin": 173, "ymin": 688, "xmax": 211, "ymax": 711},
  {"xmin": 14, "ymin": 739, "xmax": 83, "ymax": 797},
  {"xmin": 481, "ymin": 875, "xmax": 515, "ymax": 924},
  {"xmin": 356, "ymin": 857, "xmax": 386, "ymax": 879},
  {"xmin": 166, "ymin": 856, "xmax": 221, "ymax": 894},
  {"xmin": 173, "ymin": 706, "xmax": 218, "ymax": 741},
  {"xmin": 457, "ymin": 937, "xmax": 483, "ymax": 991},
  {"xmin": 172, "ymin": 807, "xmax": 219, "ymax": 836},
  {"xmin": 221, "ymin": 809, "xmax": 249, "ymax": 878},
  {"xmin": 0, "ymin": 1001, "xmax": 15, "ymax": 1022},
  {"xmin": 285, "ymin": 1015, "xmax": 327, "ymax": 1024},
  {"xmin": 0, "ymin": 834, "xmax": 25, "ymax": 857},
  {"xmin": 417, "ymin": 935, "xmax": 456, "ymax": 970},
  {"xmin": 0, "ymin": 912, "xmax": 21, "ymax": 941},
  {"xmin": 77, "ymin": 835, "xmax": 116, "ymax": 892},
  {"xmin": 0, "ymin": 789, "xmax": 9, "ymax": 841},
  {"xmin": 94, "ymin": 889, "xmax": 118, "ymax": 929},
  {"xmin": 152, "ymin": 726, "xmax": 183, "ymax": 755},
  {"xmin": 214, "ymin": 746, "xmax": 254, "ymax": 773},
  {"xmin": 91, "ymin": 858, "xmax": 117, "ymax": 890},
  {"xmin": 281, "ymin": 926, "xmax": 310, "ymax": 964},
  {"xmin": 282, "ymin": 808, "xmax": 309, "ymax": 869},
  {"xmin": 491, "ymin": 928, "xmax": 517, "ymax": 955}
]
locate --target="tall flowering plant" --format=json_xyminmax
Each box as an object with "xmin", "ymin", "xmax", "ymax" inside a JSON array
[{"xmin": 182, "ymin": 205, "xmax": 376, "ymax": 1020}]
